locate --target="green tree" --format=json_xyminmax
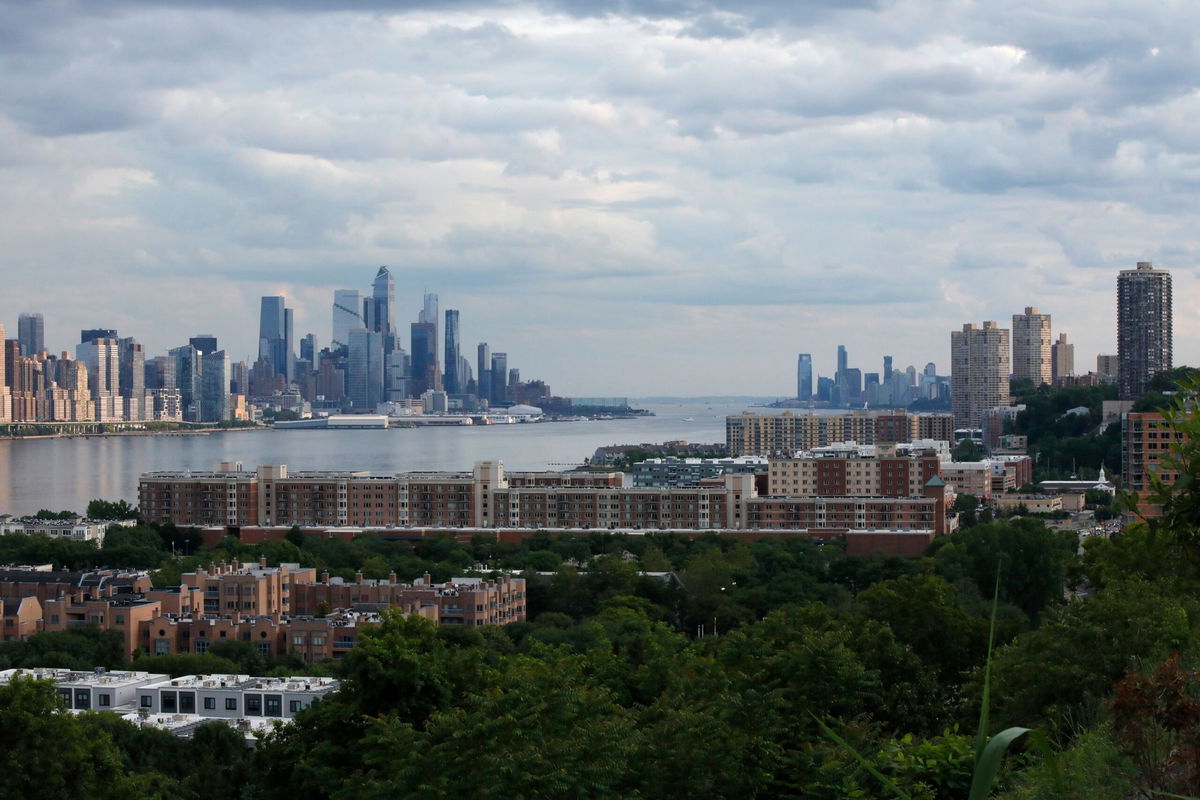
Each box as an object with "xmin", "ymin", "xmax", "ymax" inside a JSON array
[
  {"xmin": 86, "ymin": 499, "xmax": 138, "ymax": 520},
  {"xmin": 0, "ymin": 676, "xmax": 130, "ymax": 799}
]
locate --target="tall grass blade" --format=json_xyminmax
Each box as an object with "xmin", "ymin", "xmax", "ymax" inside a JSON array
[
  {"xmin": 967, "ymin": 726, "xmax": 1030, "ymax": 800},
  {"xmin": 808, "ymin": 712, "xmax": 914, "ymax": 800}
]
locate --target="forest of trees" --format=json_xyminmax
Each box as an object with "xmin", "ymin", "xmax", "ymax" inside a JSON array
[{"xmin": 5, "ymin": 387, "xmax": 1200, "ymax": 797}]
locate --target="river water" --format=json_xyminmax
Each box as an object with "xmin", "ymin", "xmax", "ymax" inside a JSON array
[{"xmin": 0, "ymin": 402, "xmax": 765, "ymax": 515}]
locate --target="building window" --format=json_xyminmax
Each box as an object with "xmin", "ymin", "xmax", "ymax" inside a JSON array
[
  {"xmin": 225, "ymin": 697, "xmax": 238, "ymax": 710},
  {"xmin": 195, "ymin": 639, "xmax": 209, "ymax": 654},
  {"xmin": 180, "ymin": 692, "xmax": 196, "ymax": 714},
  {"xmin": 246, "ymin": 695, "xmax": 262, "ymax": 716},
  {"xmin": 265, "ymin": 695, "xmax": 282, "ymax": 717},
  {"xmin": 155, "ymin": 639, "xmax": 170, "ymax": 655},
  {"xmin": 203, "ymin": 697, "xmax": 216, "ymax": 710},
  {"xmin": 162, "ymin": 692, "xmax": 177, "ymax": 712},
  {"xmin": 289, "ymin": 700, "xmax": 303, "ymax": 713},
  {"xmin": 98, "ymin": 694, "xmax": 111, "ymax": 707},
  {"xmin": 140, "ymin": 694, "xmax": 153, "ymax": 708}
]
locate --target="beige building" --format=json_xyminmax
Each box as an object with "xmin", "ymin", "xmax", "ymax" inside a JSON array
[
  {"xmin": 951, "ymin": 321, "xmax": 1011, "ymax": 429},
  {"xmin": 1051, "ymin": 333, "xmax": 1075, "ymax": 380},
  {"xmin": 726, "ymin": 410, "xmax": 955, "ymax": 457},
  {"xmin": 1097, "ymin": 354, "xmax": 1119, "ymax": 384},
  {"xmin": 1012, "ymin": 307, "xmax": 1052, "ymax": 385}
]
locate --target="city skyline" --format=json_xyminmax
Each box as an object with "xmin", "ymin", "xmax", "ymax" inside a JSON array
[{"xmin": 4, "ymin": 2, "xmax": 1200, "ymax": 394}]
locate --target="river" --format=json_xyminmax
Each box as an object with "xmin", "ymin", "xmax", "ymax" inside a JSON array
[{"xmin": 0, "ymin": 401, "xmax": 768, "ymax": 515}]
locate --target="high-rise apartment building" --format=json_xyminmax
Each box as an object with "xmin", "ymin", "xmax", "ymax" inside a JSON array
[
  {"xmin": 951, "ymin": 321, "xmax": 1010, "ymax": 429},
  {"xmin": 1011, "ymin": 306, "xmax": 1051, "ymax": 385},
  {"xmin": 76, "ymin": 337, "xmax": 121, "ymax": 422},
  {"xmin": 444, "ymin": 310, "xmax": 461, "ymax": 394},
  {"xmin": 0, "ymin": 322, "xmax": 10, "ymax": 423},
  {"xmin": 170, "ymin": 344, "xmax": 203, "ymax": 422},
  {"xmin": 1097, "ymin": 354, "xmax": 1119, "ymax": 384},
  {"xmin": 332, "ymin": 289, "xmax": 363, "ymax": 349},
  {"xmin": 1051, "ymin": 333, "xmax": 1074, "ymax": 380},
  {"xmin": 258, "ymin": 297, "xmax": 294, "ymax": 384},
  {"xmin": 200, "ymin": 350, "xmax": 231, "ymax": 422},
  {"xmin": 796, "ymin": 354, "xmax": 812, "ymax": 401},
  {"xmin": 17, "ymin": 313, "xmax": 44, "ymax": 357},
  {"xmin": 1118, "ymin": 261, "xmax": 1172, "ymax": 400}
]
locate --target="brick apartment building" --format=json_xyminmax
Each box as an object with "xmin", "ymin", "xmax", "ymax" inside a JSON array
[
  {"xmin": 140, "ymin": 460, "xmax": 952, "ymax": 536},
  {"xmin": 1122, "ymin": 411, "xmax": 1187, "ymax": 518},
  {"xmin": 725, "ymin": 410, "xmax": 956, "ymax": 457}
]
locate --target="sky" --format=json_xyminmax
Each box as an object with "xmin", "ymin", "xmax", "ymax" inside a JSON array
[{"xmin": 2, "ymin": 0, "xmax": 1198, "ymax": 397}]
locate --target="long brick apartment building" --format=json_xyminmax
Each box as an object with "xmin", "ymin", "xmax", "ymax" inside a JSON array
[
  {"xmin": 726, "ymin": 410, "xmax": 956, "ymax": 457},
  {"xmin": 140, "ymin": 459, "xmax": 952, "ymax": 536}
]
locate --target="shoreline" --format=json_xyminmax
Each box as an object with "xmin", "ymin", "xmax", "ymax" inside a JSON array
[{"xmin": 0, "ymin": 426, "xmax": 267, "ymax": 441}]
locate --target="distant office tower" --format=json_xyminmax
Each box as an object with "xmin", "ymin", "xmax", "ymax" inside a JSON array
[
  {"xmin": 883, "ymin": 355, "xmax": 893, "ymax": 383},
  {"xmin": 410, "ymin": 322, "xmax": 439, "ymax": 396},
  {"xmin": 80, "ymin": 328, "xmax": 117, "ymax": 344},
  {"xmin": 490, "ymin": 352, "xmax": 508, "ymax": 405},
  {"xmin": 145, "ymin": 356, "xmax": 177, "ymax": 391},
  {"xmin": 796, "ymin": 354, "xmax": 812, "ymax": 400},
  {"xmin": 1012, "ymin": 306, "xmax": 1052, "ymax": 385},
  {"xmin": 117, "ymin": 336, "xmax": 145, "ymax": 398},
  {"xmin": 231, "ymin": 360, "xmax": 250, "ymax": 396},
  {"xmin": 0, "ymin": 322, "xmax": 9, "ymax": 422},
  {"xmin": 258, "ymin": 296, "xmax": 295, "ymax": 383},
  {"xmin": 419, "ymin": 293, "xmax": 439, "ymax": 326},
  {"xmin": 951, "ymin": 321, "xmax": 1010, "ymax": 429},
  {"xmin": 839, "ymin": 368, "xmax": 862, "ymax": 405},
  {"xmin": 1118, "ymin": 261, "xmax": 1172, "ymax": 400},
  {"xmin": 200, "ymin": 350, "xmax": 231, "ymax": 422},
  {"xmin": 300, "ymin": 333, "xmax": 317, "ymax": 365},
  {"xmin": 347, "ymin": 329, "xmax": 384, "ymax": 409},
  {"xmin": 17, "ymin": 313, "xmax": 44, "ymax": 356},
  {"xmin": 1051, "ymin": 333, "xmax": 1075, "ymax": 380},
  {"xmin": 1097, "ymin": 354, "xmax": 1119, "ymax": 384},
  {"xmin": 365, "ymin": 268, "xmax": 395, "ymax": 340},
  {"xmin": 332, "ymin": 289, "xmax": 363, "ymax": 350},
  {"xmin": 385, "ymin": 347, "xmax": 409, "ymax": 401},
  {"xmin": 477, "ymin": 342, "xmax": 491, "ymax": 403},
  {"xmin": 189, "ymin": 335, "xmax": 218, "ymax": 355},
  {"xmin": 444, "ymin": 310, "xmax": 461, "ymax": 394},
  {"xmin": 836, "ymin": 345, "xmax": 848, "ymax": 375},
  {"xmin": 170, "ymin": 344, "xmax": 203, "ymax": 422},
  {"xmin": 508, "ymin": 368, "xmax": 520, "ymax": 391},
  {"xmin": 76, "ymin": 337, "xmax": 121, "ymax": 421}
]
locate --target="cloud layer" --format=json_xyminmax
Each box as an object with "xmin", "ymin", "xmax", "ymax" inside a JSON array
[{"xmin": 1, "ymin": 0, "xmax": 1197, "ymax": 394}]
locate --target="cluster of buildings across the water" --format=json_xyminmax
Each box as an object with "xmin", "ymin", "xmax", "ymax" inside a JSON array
[
  {"xmin": 0, "ymin": 667, "xmax": 339, "ymax": 741},
  {"xmin": 0, "ymin": 266, "xmax": 580, "ymax": 427},
  {"xmin": 0, "ymin": 560, "xmax": 525, "ymax": 660}
]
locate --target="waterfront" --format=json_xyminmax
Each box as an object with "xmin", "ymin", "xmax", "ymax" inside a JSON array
[{"xmin": 0, "ymin": 402, "xmax": 763, "ymax": 515}]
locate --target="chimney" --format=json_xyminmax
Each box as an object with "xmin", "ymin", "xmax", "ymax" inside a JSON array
[
  {"xmin": 320, "ymin": 571, "xmax": 330, "ymax": 584},
  {"xmin": 259, "ymin": 555, "xmax": 267, "ymax": 569},
  {"xmin": 388, "ymin": 571, "xmax": 397, "ymax": 585},
  {"xmin": 354, "ymin": 570, "xmax": 364, "ymax": 584}
]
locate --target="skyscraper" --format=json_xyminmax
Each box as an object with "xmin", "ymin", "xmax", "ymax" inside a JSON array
[
  {"xmin": 258, "ymin": 296, "xmax": 294, "ymax": 383},
  {"xmin": 883, "ymin": 355, "xmax": 893, "ymax": 383},
  {"xmin": 951, "ymin": 321, "xmax": 1010, "ymax": 429},
  {"xmin": 490, "ymin": 352, "xmax": 508, "ymax": 405},
  {"xmin": 365, "ymin": 268, "xmax": 395, "ymax": 340},
  {"xmin": 444, "ymin": 309, "xmax": 461, "ymax": 394},
  {"xmin": 200, "ymin": 350, "xmax": 231, "ymax": 422},
  {"xmin": 1012, "ymin": 306, "xmax": 1052, "ymax": 385},
  {"xmin": 410, "ymin": 322, "xmax": 438, "ymax": 396},
  {"xmin": 837, "ymin": 345, "xmax": 848, "ymax": 375},
  {"xmin": 189, "ymin": 335, "xmax": 218, "ymax": 356},
  {"xmin": 332, "ymin": 289, "xmax": 363, "ymax": 349},
  {"xmin": 796, "ymin": 353, "xmax": 812, "ymax": 401},
  {"xmin": 17, "ymin": 313, "xmax": 44, "ymax": 357},
  {"xmin": 347, "ymin": 329, "xmax": 384, "ymax": 409},
  {"xmin": 170, "ymin": 344, "xmax": 203, "ymax": 422},
  {"xmin": 477, "ymin": 342, "xmax": 491, "ymax": 404},
  {"xmin": 1118, "ymin": 261, "xmax": 1172, "ymax": 400},
  {"xmin": 1051, "ymin": 333, "xmax": 1074, "ymax": 380}
]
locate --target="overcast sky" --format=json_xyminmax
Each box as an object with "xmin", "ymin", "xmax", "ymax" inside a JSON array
[{"xmin": 2, "ymin": 0, "xmax": 1197, "ymax": 396}]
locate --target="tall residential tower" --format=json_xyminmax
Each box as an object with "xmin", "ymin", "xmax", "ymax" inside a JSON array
[
  {"xmin": 1011, "ymin": 306, "xmax": 1051, "ymax": 385},
  {"xmin": 1118, "ymin": 261, "xmax": 1172, "ymax": 400},
  {"xmin": 951, "ymin": 321, "xmax": 1010, "ymax": 429}
]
